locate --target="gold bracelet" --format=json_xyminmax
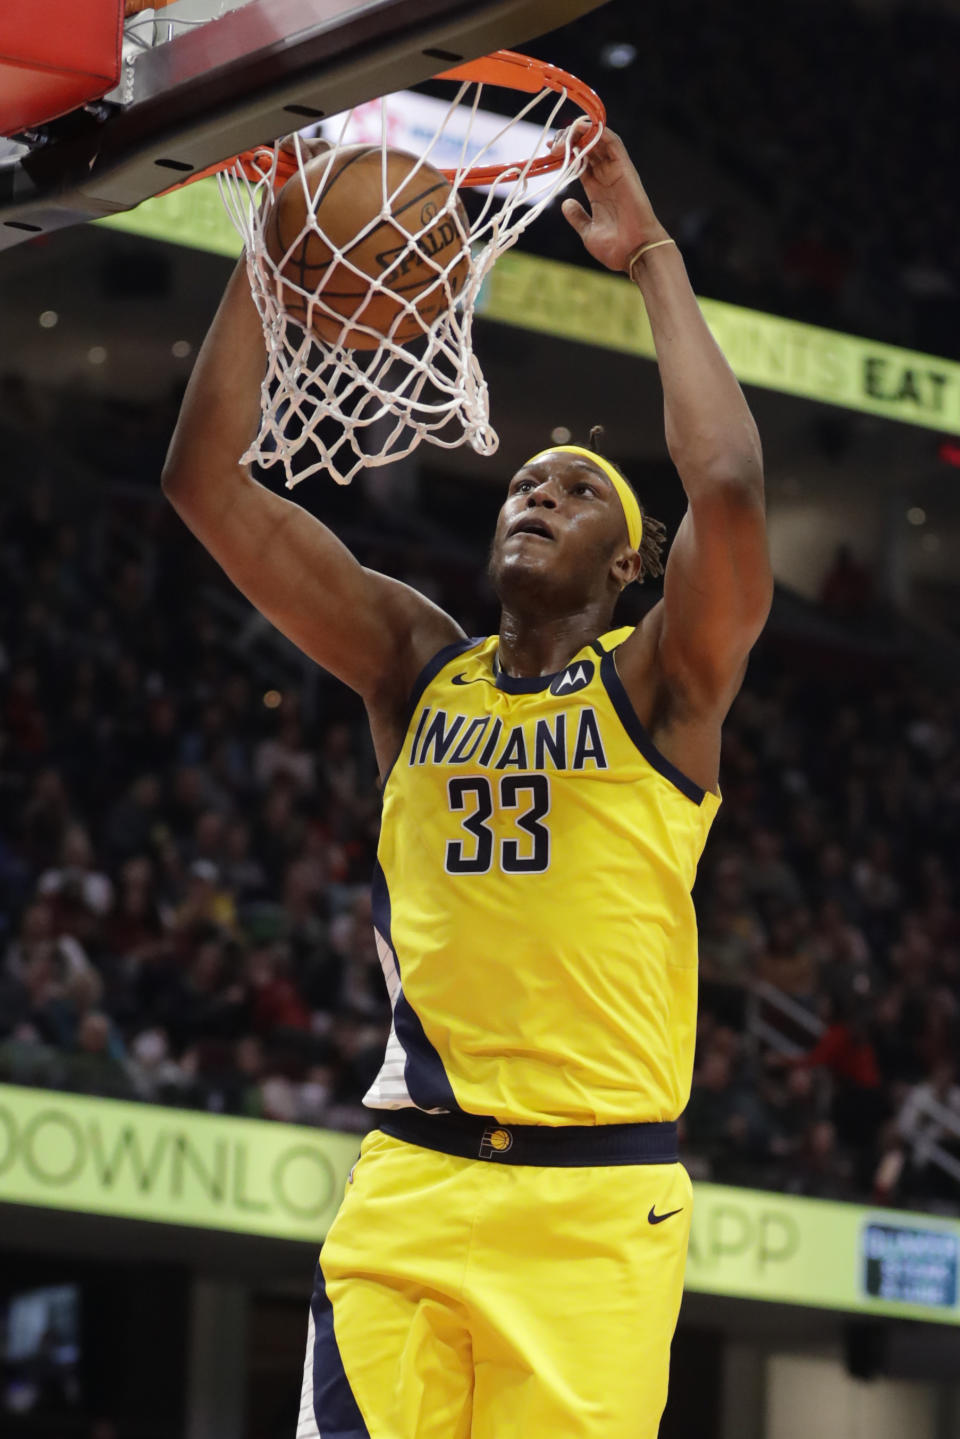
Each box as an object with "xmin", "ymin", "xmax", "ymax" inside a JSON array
[{"xmin": 626, "ymin": 237, "xmax": 676, "ymax": 282}]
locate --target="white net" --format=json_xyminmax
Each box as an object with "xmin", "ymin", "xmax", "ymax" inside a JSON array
[{"xmin": 217, "ymin": 65, "xmax": 601, "ymax": 486}]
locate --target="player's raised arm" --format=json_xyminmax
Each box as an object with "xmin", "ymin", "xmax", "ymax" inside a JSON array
[
  {"xmin": 161, "ymin": 254, "xmax": 463, "ymax": 715},
  {"xmin": 560, "ymin": 123, "xmax": 773, "ymax": 711}
]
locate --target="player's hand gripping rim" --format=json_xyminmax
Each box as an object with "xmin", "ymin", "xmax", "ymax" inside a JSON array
[{"xmin": 553, "ymin": 119, "xmax": 672, "ymax": 275}]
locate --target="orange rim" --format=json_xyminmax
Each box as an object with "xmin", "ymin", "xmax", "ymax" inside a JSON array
[{"xmin": 163, "ymin": 49, "xmax": 605, "ymax": 195}]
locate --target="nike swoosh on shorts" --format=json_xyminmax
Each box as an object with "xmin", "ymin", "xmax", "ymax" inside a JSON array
[{"xmin": 648, "ymin": 1206, "xmax": 683, "ymax": 1225}]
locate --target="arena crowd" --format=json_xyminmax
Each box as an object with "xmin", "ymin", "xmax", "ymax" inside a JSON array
[
  {"xmin": 1, "ymin": 465, "xmax": 958, "ymax": 1215},
  {"xmin": 539, "ymin": 0, "xmax": 960, "ymax": 359}
]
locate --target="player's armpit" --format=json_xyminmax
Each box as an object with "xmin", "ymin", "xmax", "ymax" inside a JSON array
[{"xmin": 654, "ymin": 479, "xmax": 773, "ymax": 711}]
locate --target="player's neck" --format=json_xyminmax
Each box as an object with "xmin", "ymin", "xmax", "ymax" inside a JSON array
[{"xmin": 496, "ymin": 605, "xmax": 611, "ymax": 678}]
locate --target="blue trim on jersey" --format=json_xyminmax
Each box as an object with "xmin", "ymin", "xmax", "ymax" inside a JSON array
[
  {"xmin": 598, "ymin": 650, "xmax": 707, "ymax": 805},
  {"xmin": 371, "ymin": 861, "xmax": 462, "ymax": 1114},
  {"xmin": 493, "ymin": 656, "xmax": 555, "ymax": 694},
  {"xmin": 409, "ymin": 636, "xmax": 484, "ymax": 718},
  {"xmin": 494, "ymin": 634, "xmax": 617, "ymax": 692},
  {"xmin": 379, "ymin": 636, "xmax": 482, "ymax": 789},
  {"xmin": 310, "ymin": 1260, "xmax": 369, "ymax": 1438}
]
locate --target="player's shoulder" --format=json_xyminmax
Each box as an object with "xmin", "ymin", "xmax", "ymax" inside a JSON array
[
  {"xmin": 399, "ymin": 631, "xmax": 494, "ymax": 708},
  {"xmin": 365, "ymin": 573, "xmax": 466, "ymax": 685},
  {"xmin": 617, "ymin": 596, "xmax": 737, "ymax": 729},
  {"xmin": 596, "ymin": 605, "xmax": 663, "ymax": 667},
  {"xmin": 423, "ymin": 633, "xmax": 494, "ymax": 681}
]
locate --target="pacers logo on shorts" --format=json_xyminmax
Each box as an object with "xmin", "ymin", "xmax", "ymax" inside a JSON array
[{"xmin": 479, "ymin": 1126, "xmax": 513, "ymax": 1160}]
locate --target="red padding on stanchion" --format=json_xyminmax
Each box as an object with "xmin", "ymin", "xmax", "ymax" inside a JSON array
[{"xmin": 0, "ymin": 0, "xmax": 124, "ymax": 136}]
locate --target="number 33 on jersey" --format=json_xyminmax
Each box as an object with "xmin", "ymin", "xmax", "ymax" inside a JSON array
[{"xmin": 365, "ymin": 628, "xmax": 721, "ymax": 1127}]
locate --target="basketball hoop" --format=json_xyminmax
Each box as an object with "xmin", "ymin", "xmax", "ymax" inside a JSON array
[{"xmin": 210, "ymin": 50, "xmax": 605, "ymax": 487}]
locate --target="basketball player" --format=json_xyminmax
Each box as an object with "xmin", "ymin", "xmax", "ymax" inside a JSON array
[{"xmin": 163, "ymin": 122, "xmax": 772, "ymax": 1438}]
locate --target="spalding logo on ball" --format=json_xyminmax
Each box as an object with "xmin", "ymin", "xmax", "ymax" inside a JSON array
[{"xmin": 264, "ymin": 145, "xmax": 471, "ymax": 351}]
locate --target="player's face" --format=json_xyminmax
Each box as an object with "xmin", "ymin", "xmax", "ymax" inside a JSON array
[{"xmin": 488, "ymin": 451, "xmax": 634, "ymax": 607}]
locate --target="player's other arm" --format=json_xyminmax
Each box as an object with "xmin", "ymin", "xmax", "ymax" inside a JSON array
[
  {"xmin": 561, "ymin": 125, "xmax": 772, "ymax": 709},
  {"xmin": 161, "ymin": 259, "xmax": 463, "ymax": 707}
]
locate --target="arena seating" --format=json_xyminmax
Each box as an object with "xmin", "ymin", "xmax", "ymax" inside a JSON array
[{"xmin": 535, "ymin": 0, "xmax": 960, "ymax": 358}]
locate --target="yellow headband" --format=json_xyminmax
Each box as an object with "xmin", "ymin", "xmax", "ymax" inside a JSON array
[{"xmin": 525, "ymin": 445, "xmax": 643, "ymax": 551}]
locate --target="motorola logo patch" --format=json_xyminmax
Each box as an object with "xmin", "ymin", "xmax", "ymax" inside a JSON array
[{"xmin": 550, "ymin": 661, "xmax": 594, "ymax": 696}]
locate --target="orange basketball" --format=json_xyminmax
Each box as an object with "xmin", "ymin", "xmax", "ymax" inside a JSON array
[{"xmin": 263, "ymin": 146, "xmax": 471, "ymax": 351}]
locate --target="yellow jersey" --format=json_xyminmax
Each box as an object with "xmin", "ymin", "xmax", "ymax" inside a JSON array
[{"xmin": 364, "ymin": 627, "xmax": 721, "ymax": 1126}]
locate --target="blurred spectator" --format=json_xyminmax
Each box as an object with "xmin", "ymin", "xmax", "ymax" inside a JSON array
[
  {"xmin": 38, "ymin": 823, "xmax": 114, "ymax": 917},
  {"xmin": 221, "ymin": 820, "xmax": 269, "ymax": 904},
  {"xmin": 331, "ymin": 894, "xmax": 388, "ymax": 1020},
  {"xmin": 741, "ymin": 829, "xmax": 803, "ymax": 910},
  {"xmin": 246, "ymin": 943, "xmax": 311, "ymax": 1035},
  {"xmin": 539, "ymin": 0, "xmax": 960, "ymax": 357},
  {"xmin": 127, "ymin": 1027, "xmax": 189, "ymax": 1103},
  {"xmin": 767, "ymin": 1067, "xmax": 821, "ymax": 1167},
  {"xmin": 105, "ymin": 773, "xmax": 163, "ymax": 861},
  {"xmin": 318, "ymin": 723, "xmax": 362, "ymax": 809},
  {"xmin": 65, "ymin": 1012, "xmax": 134, "ymax": 1100},
  {"xmin": 756, "ymin": 908, "xmax": 818, "ymax": 1005},
  {"xmin": 874, "ymin": 1060, "xmax": 960, "ymax": 1207},
  {"xmin": 820, "ymin": 545, "xmax": 874, "ymax": 622},
  {"xmin": 786, "ymin": 1120, "xmax": 856, "ymax": 1202},
  {"xmin": 896, "ymin": 1061, "xmax": 960, "ymax": 1198},
  {"xmin": 20, "ymin": 769, "xmax": 73, "ymax": 870},
  {"xmin": 255, "ymin": 711, "xmax": 316, "ymax": 793}
]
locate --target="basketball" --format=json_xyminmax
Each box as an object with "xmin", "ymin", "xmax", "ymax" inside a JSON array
[{"xmin": 263, "ymin": 145, "xmax": 471, "ymax": 350}]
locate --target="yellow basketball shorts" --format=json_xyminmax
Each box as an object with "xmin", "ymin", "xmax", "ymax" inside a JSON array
[{"xmin": 296, "ymin": 1117, "xmax": 692, "ymax": 1439}]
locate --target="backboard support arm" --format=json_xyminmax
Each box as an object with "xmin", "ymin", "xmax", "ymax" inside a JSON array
[{"xmin": 0, "ymin": 0, "xmax": 609, "ymax": 252}]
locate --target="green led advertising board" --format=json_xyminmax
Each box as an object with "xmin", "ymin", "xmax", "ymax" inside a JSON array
[
  {"xmin": 2, "ymin": 1084, "xmax": 960, "ymax": 1324},
  {"xmin": 0, "ymin": 1082, "xmax": 358, "ymax": 1243},
  {"xmin": 98, "ymin": 181, "xmax": 960, "ymax": 437},
  {"xmin": 685, "ymin": 1181, "xmax": 960, "ymax": 1324}
]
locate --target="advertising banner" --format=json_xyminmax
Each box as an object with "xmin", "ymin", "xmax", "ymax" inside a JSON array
[
  {"xmin": 686, "ymin": 1181, "xmax": 960, "ymax": 1325},
  {"xmin": 0, "ymin": 1083, "xmax": 359, "ymax": 1244},
  {"xmin": 480, "ymin": 251, "xmax": 960, "ymax": 436},
  {"xmin": 98, "ymin": 189, "xmax": 960, "ymax": 437},
  {"xmin": 3, "ymin": 1084, "xmax": 958, "ymax": 1324}
]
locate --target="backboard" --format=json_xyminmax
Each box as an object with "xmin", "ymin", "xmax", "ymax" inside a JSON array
[{"xmin": 0, "ymin": 0, "xmax": 609, "ymax": 253}]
